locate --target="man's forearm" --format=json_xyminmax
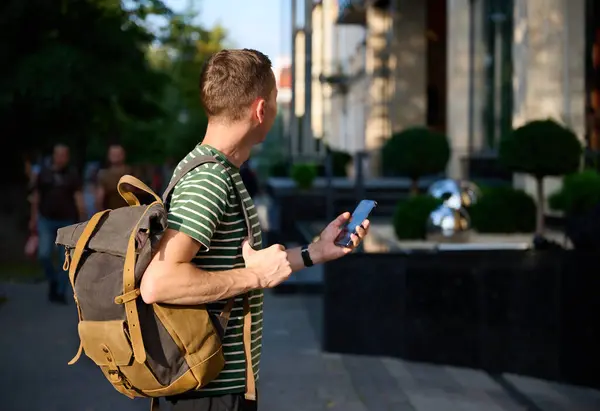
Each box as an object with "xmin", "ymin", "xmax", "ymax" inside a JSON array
[
  {"xmin": 141, "ymin": 262, "xmax": 260, "ymax": 305},
  {"xmin": 286, "ymin": 243, "xmax": 325, "ymax": 272}
]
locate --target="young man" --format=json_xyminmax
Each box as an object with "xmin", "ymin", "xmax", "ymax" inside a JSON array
[
  {"xmin": 141, "ymin": 49, "xmax": 370, "ymax": 411},
  {"xmin": 29, "ymin": 144, "xmax": 86, "ymax": 304}
]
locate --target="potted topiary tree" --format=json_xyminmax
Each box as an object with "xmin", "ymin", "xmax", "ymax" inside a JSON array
[
  {"xmin": 382, "ymin": 126, "xmax": 451, "ymax": 194},
  {"xmin": 499, "ymin": 119, "xmax": 582, "ymax": 235},
  {"xmin": 291, "ymin": 163, "xmax": 318, "ymax": 190}
]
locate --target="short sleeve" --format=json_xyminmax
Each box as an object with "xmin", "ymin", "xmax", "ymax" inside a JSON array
[{"xmin": 167, "ymin": 164, "xmax": 231, "ymax": 250}]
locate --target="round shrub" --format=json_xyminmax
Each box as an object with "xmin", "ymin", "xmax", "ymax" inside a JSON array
[
  {"xmin": 393, "ymin": 195, "xmax": 443, "ymax": 240},
  {"xmin": 549, "ymin": 170, "xmax": 600, "ymax": 216},
  {"xmin": 269, "ymin": 161, "xmax": 288, "ymax": 177},
  {"xmin": 291, "ymin": 163, "xmax": 318, "ymax": 190},
  {"xmin": 382, "ymin": 126, "xmax": 451, "ymax": 192},
  {"xmin": 499, "ymin": 119, "xmax": 582, "ymax": 233},
  {"xmin": 499, "ymin": 119, "xmax": 582, "ymax": 179},
  {"xmin": 469, "ymin": 186, "xmax": 536, "ymax": 233}
]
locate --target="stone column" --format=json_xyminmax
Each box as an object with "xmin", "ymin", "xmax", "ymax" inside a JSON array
[
  {"xmin": 512, "ymin": 0, "xmax": 586, "ymax": 209},
  {"xmin": 365, "ymin": 5, "xmax": 392, "ymax": 176},
  {"xmin": 446, "ymin": 0, "xmax": 486, "ymax": 180},
  {"xmin": 389, "ymin": 0, "xmax": 427, "ymax": 133}
]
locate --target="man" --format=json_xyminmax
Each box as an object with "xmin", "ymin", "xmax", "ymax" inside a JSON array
[
  {"xmin": 141, "ymin": 49, "xmax": 370, "ymax": 411},
  {"xmin": 30, "ymin": 144, "xmax": 86, "ymax": 304},
  {"xmin": 95, "ymin": 143, "xmax": 131, "ymax": 211}
]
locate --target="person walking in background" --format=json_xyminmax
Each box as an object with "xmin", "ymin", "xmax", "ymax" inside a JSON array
[
  {"xmin": 95, "ymin": 143, "xmax": 132, "ymax": 211},
  {"xmin": 29, "ymin": 143, "xmax": 86, "ymax": 304}
]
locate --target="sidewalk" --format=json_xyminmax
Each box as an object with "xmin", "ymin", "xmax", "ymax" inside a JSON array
[{"xmin": 0, "ymin": 282, "xmax": 598, "ymax": 411}]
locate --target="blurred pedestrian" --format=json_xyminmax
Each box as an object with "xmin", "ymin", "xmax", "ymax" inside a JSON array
[
  {"xmin": 29, "ymin": 144, "xmax": 86, "ymax": 304},
  {"xmin": 95, "ymin": 144, "xmax": 132, "ymax": 211}
]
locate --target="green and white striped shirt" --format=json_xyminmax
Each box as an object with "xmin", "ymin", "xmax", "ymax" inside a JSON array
[{"xmin": 167, "ymin": 144, "xmax": 263, "ymax": 396}]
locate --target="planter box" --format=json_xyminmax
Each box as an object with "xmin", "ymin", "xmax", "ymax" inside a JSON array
[{"xmin": 319, "ymin": 249, "xmax": 600, "ymax": 390}]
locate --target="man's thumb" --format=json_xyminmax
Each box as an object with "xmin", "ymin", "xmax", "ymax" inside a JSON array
[
  {"xmin": 242, "ymin": 239, "xmax": 255, "ymax": 258},
  {"xmin": 332, "ymin": 212, "xmax": 351, "ymax": 228}
]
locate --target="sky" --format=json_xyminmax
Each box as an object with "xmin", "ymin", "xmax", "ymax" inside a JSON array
[{"xmin": 164, "ymin": 0, "xmax": 298, "ymax": 64}]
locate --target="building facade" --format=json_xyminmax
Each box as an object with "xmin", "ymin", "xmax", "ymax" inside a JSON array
[{"xmin": 297, "ymin": 0, "xmax": 595, "ymax": 187}]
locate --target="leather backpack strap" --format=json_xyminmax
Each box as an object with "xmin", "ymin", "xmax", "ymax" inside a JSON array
[
  {"xmin": 242, "ymin": 294, "xmax": 256, "ymax": 400},
  {"xmin": 118, "ymin": 175, "xmax": 163, "ymax": 206},
  {"xmin": 220, "ymin": 168, "xmax": 257, "ymax": 400},
  {"xmin": 161, "ymin": 154, "xmax": 219, "ymax": 204},
  {"xmin": 66, "ymin": 209, "xmax": 111, "ymax": 365},
  {"xmin": 117, "ymin": 202, "xmax": 164, "ymax": 364},
  {"xmin": 227, "ymin": 172, "xmax": 254, "ymax": 247}
]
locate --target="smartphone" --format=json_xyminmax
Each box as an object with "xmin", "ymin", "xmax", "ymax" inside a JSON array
[{"xmin": 334, "ymin": 199, "xmax": 377, "ymax": 247}]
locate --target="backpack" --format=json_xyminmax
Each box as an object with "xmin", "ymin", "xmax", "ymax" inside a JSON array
[{"xmin": 55, "ymin": 155, "xmax": 257, "ymax": 409}]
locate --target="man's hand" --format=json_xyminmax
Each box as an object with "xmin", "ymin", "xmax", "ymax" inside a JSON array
[
  {"xmin": 309, "ymin": 212, "xmax": 370, "ymax": 264},
  {"xmin": 242, "ymin": 241, "xmax": 292, "ymax": 288}
]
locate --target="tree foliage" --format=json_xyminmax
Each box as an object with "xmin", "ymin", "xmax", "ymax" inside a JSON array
[
  {"xmin": 0, "ymin": 0, "xmax": 227, "ymax": 177},
  {"xmin": 499, "ymin": 119, "xmax": 582, "ymax": 179},
  {"xmin": 382, "ymin": 127, "xmax": 451, "ymax": 193},
  {"xmin": 549, "ymin": 170, "xmax": 600, "ymax": 216}
]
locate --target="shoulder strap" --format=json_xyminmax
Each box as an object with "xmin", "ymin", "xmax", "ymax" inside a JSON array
[
  {"xmin": 161, "ymin": 155, "xmax": 217, "ymax": 203},
  {"xmin": 161, "ymin": 154, "xmax": 255, "ymax": 247}
]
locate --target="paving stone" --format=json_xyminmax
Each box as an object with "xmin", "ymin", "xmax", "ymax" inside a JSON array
[{"xmin": 2, "ymin": 283, "xmax": 600, "ymax": 411}]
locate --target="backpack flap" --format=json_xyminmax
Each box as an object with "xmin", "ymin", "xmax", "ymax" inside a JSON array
[{"xmin": 56, "ymin": 203, "xmax": 167, "ymax": 257}]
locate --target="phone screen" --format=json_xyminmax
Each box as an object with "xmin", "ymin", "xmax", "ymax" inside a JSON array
[{"xmin": 334, "ymin": 200, "xmax": 377, "ymax": 247}]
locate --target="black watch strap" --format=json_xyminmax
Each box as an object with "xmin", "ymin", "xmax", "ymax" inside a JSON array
[{"xmin": 301, "ymin": 245, "xmax": 314, "ymax": 267}]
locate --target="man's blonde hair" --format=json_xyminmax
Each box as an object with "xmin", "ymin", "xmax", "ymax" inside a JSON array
[{"xmin": 200, "ymin": 49, "xmax": 275, "ymax": 122}]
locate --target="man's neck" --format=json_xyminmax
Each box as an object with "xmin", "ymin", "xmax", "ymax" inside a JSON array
[{"xmin": 202, "ymin": 121, "xmax": 254, "ymax": 168}]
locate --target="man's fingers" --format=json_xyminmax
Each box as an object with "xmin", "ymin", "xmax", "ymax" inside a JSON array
[
  {"xmin": 355, "ymin": 220, "xmax": 370, "ymax": 238},
  {"xmin": 355, "ymin": 226, "xmax": 366, "ymax": 238},
  {"xmin": 361, "ymin": 219, "xmax": 370, "ymax": 231}
]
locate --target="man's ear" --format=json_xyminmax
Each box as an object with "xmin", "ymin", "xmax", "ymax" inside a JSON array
[{"xmin": 255, "ymin": 98, "xmax": 266, "ymax": 124}]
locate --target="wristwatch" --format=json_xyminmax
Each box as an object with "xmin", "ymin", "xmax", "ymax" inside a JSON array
[{"xmin": 300, "ymin": 245, "xmax": 314, "ymax": 267}]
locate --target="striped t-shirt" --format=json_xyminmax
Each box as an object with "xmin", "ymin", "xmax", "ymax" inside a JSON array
[{"xmin": 166, "ymin": 144, "xmax": 263, "ymax": 396}]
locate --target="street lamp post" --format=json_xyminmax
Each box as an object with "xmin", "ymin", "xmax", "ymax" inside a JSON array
[
  {"xmin": 467, "ymin": 0, "xmax": 476, "ymax": 179},
  {"xmin": 303, "ymin": 0, "xmax": 313, "ymax": 157},
  {"xmin": 490, "ymin": 12, "xmax": 506, "ymax": 149},
  {"xmin": 290, "ymin": 0, "xmax": 297, "ymax": 161}
]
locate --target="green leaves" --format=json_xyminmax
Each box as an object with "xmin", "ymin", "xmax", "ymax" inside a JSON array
[
  {"xmin": 548, "ymin": 170, "xmax": 600, "ymax": 216},
  {"xmin": 499, "ymin": 119, "xmax": 583, "ymax": 178},
  {"xmin": 382, "ymin": 126, "xmax": 451, "ymax": 180},
  {"xmin": 1, "ymin": 0, "xmax": 226, "ymax": 168},
  {"xmin": 393, "ymin": 195, "xmax": 443, "ymax": 240}
]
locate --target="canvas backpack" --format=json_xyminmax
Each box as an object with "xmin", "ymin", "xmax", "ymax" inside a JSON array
[{"xmin": 55, "ymin": 156, "xmax": 257, "ymax": 409}]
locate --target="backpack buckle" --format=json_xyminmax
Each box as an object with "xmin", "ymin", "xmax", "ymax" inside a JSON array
[
  {"xmin": 114, "ymin": 289, "xmax": 141, "ymax": 304},
  {"xmin": 102, "ymin": 344, "xmax": 131, "ymax": 389}
]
